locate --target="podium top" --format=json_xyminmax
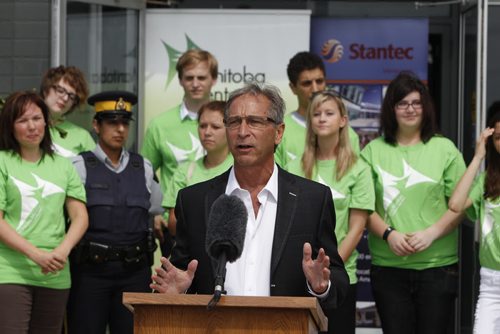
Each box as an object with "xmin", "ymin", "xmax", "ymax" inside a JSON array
[{"xmin": 123, "ymin": 293, "xmax": 327, "ymax": 331}]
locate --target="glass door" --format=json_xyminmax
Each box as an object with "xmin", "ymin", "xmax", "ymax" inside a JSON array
[
  {"xmin": 52, "ymin": 0, "xmax": 144, "ymax": 151},
  {"xmin": 458, "ymin": 1, "xmax": 487, "ymax": 333}
]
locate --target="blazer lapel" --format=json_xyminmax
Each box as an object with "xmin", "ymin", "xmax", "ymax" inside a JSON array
[{"xmin": 271, "ymin": 168, "xmax": 299, "ymax": 276}]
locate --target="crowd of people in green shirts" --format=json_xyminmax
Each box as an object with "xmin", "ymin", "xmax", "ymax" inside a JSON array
[{"xmin": 0, "ymin": 49, "xmax": 499, "ymax": 334}]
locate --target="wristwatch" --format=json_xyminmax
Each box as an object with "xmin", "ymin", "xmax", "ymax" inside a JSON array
[{"xmin": 382, "ymin": 226, "xmax": 395, "ymax": 241}]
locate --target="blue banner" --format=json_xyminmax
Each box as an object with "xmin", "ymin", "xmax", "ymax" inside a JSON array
[
  {"xmin": 311, "ymin": 18, "xmax": 428, "ymax": 83},
  {"xmin": 311, "ymin": 18, "xmax": 429, "ymax": 330}
]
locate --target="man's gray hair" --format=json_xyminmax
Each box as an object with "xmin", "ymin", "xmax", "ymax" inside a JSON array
[{"xmin": 225, "ymin": 82, "xmax": 285, "ymax": 124}]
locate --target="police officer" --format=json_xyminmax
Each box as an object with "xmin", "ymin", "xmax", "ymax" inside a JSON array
[{"xmin": 67, "ymin": 91, "xmax": 163, "ymax": 334}]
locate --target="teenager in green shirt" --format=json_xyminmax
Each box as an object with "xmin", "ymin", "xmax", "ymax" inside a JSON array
[
  {"xmin": 448, "ymin": 112, "xmax": 500, "ymax": 334},
  {"xmin": 40, "ymin": 66, "xmax": 95, "ymax": 157},
  {"xmin": 360, "ymin": 72, "xmax": 465, "ymax": 334},
  {"xmin": 286, "ymin": 91, "xmax": 374, "ymax": 334},
  {"xmin": 0, "ymin": 92, "xmax": 88, "ymax": 333},
  {"xmin": 275, "ymin": 51, "xmax": 360, "ymax": 168},
  {"xmin": 142, "ymin": 50, "xmax": 218, "ymax": 255},
  {"xmin": 162, "ymin": 101, "xmax": 233, "ymax": 240}
]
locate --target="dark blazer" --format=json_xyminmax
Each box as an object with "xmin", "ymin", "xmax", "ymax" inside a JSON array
[{"xmin": 171, "ymin": 166, "xmax": 349, "ymax": 310}]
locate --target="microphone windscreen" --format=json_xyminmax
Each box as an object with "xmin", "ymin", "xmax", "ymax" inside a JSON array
[{"xmin": 205, "ymin": 194, "xmax": 248, "ymax": 263}]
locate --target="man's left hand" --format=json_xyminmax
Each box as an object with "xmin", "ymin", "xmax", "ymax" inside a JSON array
[{"xmin": 302, "ymin": 242, "xmax": 330, "ymax": 294}]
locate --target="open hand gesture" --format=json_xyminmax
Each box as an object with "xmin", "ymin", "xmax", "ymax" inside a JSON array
[
  {"xmin": 150, "ymin": 257, "xmax": 198, "ymax": 294},
  {"xmin": 302, "ymin": 242, "xmax": 330, "ymax": 294}
]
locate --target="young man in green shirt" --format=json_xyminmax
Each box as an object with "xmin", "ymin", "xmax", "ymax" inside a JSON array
[
  {"xmin": 275, "ymin": 51, "xmax": 359, "ymax": 168},
  {"xmin": 141, "ymin": 50, "xmax": 218, "ymax": 255}
]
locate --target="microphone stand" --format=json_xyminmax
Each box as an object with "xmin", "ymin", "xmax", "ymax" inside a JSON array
[{"xmin": 207, "ymin": 252, "xmax": 227, "ymax": 310}]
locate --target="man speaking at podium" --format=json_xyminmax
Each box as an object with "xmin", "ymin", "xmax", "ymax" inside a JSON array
[{"xmin": 151, "ymin": 83, "xmax": 348, "ymax": 320}]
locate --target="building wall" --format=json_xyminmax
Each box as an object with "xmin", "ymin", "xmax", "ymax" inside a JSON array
[{"xmin": 0, "ymin": 0, "xmax": 51, "ymax": 98}]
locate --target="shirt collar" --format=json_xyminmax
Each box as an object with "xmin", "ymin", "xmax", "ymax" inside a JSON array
[
  {"xmin": 93, "ymin": 143, "xmax": 128, "ymax": 168},
  {"xmin": 180, "ymin": 100, "xmax": 199, "ymax": 121},
  {"xmin": 226, "ymin": 164, "xmax": 279, "ymax": 203}
]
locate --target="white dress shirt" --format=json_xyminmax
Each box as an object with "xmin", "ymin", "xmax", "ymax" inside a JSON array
[
  {"xmin": 224, "ymin": 164, "xmax": 279, "ymax": 296},
  {"xmin": 223, "ymin": 164, "xmax": 331, "ymax": 298}
]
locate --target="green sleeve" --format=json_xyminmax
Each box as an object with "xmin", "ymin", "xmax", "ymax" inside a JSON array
[
  {"xmin": 465, "ymin": 173, "xmax": 484, "ymax": 221},
  {"xmin": 65, "ymin": 159, "xmax": 86, "ymax": 203},
  {"xmin": 443, "ymin": 146, "xmax": 466, "ymax": 198},
  {"xmin": 359, "ymin": 142, "xmax": 373, "ymax": 168},
  {"xmin": 348, "ymin": 126, "xmax": 360, "ymax": 155},
  {"xmin": 0, "ymin": 159, "xmax": 7, "ymax": 211},
  {"xmin": 349, "ymin": 161, "xmax": 375, "ymax": 212}
]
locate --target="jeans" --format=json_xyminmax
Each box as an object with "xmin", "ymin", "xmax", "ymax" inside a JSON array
[
  {"xmin": 370, "ymin": 264, "xmax": 458, "ymax": 334},
  {"xmin": 474, "ymin": 267, "xmax": 500, "ymax": 334}
]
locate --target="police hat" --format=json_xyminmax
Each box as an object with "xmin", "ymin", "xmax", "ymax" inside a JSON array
[{"xmin": 87, "ymin": 91, "xmax": 137, "ymax": 120}]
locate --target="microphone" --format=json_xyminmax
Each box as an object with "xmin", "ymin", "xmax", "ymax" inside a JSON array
[{"xmin": 205, "ymin": 194, "xmax": 247, "ymax": 309}]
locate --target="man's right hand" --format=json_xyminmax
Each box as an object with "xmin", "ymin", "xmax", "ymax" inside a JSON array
[{"xmin": 150, "ymin": 256, "xmax": 198, "ymax": 294}]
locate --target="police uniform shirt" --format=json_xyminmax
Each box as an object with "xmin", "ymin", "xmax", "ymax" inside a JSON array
[{"xmin": 72, "ymin": 144, "xmax": 163, "ymax": 215}]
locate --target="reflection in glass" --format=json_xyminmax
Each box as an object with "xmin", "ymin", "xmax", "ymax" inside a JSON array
[{"xmin": 65, "ymin": 2, "xmax": 139, "ymax": 151}]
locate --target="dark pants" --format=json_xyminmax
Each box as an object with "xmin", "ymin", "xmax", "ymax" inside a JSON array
[
  {"xmin": 0, "ymin": 284, "xmax": 69, "ymax": 334},
  {"xmin": 323, "ymin": 283, "xmax": 357, "ymax": 334},
  {"xmin": 66, "ymin": 262, "xmax": 151, "ymax": 334},
  {"xmin": 370, "ymin": 264, "xmax": 458, "ymax": 334}
]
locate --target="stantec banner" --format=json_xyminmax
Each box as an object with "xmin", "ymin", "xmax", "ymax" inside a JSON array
[
  {"xmin": 311, "ymin": 18, "xmax": 428, "ymax": 331},
  {"xmin": 311, "ymin": 18, "xmax": 428, "ymax": 83},
  {"xmin": 144, "ymin": 9, "xmax": 311, "ymax": 132}
]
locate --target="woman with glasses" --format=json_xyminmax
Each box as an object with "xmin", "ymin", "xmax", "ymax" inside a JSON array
[
  {"xmin": 40, "ymin": 66, "xmax": 95, "ymax": 157},
  {"xmin": 286, "ymin": 91, "xmax": 374, "ymax": 334},
  {"xmin": 159, "ymin": 101, "xmax": 233, "ymax": 240},
  {"xmin": 360, "ymin": 72, "xmax": 466, "ymax": 334},
  {"xmin": 0, "ymin": 91, "xmax": 88, "ymax": 333}
]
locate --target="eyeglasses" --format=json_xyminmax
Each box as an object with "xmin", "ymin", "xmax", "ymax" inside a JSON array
[
  {"xmin": 224, "ymin": 115, "xmax": 276, "ymax": 130},
  {"xmin": 52, "ymin": 85, "xmax": 78, "ymax": 103},
  {"xmin": 395, "ymin": 100, "xmax": 423, "ymax": 110}
]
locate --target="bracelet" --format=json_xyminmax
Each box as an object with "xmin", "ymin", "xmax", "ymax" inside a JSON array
[{"xmin": 382, "ymin": 227, "xmax": 395, "ymax": 241}]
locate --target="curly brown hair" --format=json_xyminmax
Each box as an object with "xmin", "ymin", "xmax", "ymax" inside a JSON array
[{"xmin": 40, "ymin": 65, "xmax": 89, "ymax": 110}]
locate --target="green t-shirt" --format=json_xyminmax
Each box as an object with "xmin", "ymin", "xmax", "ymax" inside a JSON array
[
  {"xmin": 275, "ymin": 111, "xmax": 360, "ymax": 167},
  {"xmin": 141, "ymin": 105, "xmax": 204, "ymax": 194},
  {"xmin": 286, "ymin": 158, "xmax": 374, "ymax": 284},
  {"xmin": 163, "ymin": 154, "xmax": 233, "ymax": 208},
  {"xmin": 465, "ymin": 172, "xmax": 500, "ymax": 271},
  {"xmin": 360, "ymin": 136, "xmax": 466, "ymax": 269},
  {"xmin": 0, "ymin": 151, "xmax": 86, "ymax": 289},
  {"xmin": 50, "ymin": 120, "xmax": 95, "ymax": 158}
]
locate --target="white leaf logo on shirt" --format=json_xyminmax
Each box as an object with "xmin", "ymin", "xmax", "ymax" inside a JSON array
[
  {"xmin": 286, "ymin": 151, "xmax": 297, "ymax": 161},
  {"xmin": 317, "ymin": 175, "xmax": 346, "ymax": 200},
  {"xmin": 377, "ymin": 159, "xmax": 436, "ymax": 212},
  {"xmin": 482, "ymin": 201, "xmax": 500, "ymax": 239},
  {"xmin": 10, "ymin": 173, "xmax": 65, "ymax": 232},
  {"xmin": 52, "ymin": 143, "xmax": 77, "ymax": 158},
  {"xmin": 165, "ymin": 132, "xmax": 204, "ymax": 164}
]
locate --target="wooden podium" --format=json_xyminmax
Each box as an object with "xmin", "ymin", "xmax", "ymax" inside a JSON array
[{"xmin": 123, "ymin": 293, "xmax": 327, "ymax": 334}]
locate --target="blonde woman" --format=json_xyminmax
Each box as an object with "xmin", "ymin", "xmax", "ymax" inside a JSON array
[{"xmin": 286, "ymin": 91, "xmax": 374, "ymax": 334}]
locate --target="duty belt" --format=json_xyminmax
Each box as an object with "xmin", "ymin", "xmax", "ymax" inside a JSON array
[{"xmin": 71, "ymin": 238, "xmax": 156, "ymax": 266}]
